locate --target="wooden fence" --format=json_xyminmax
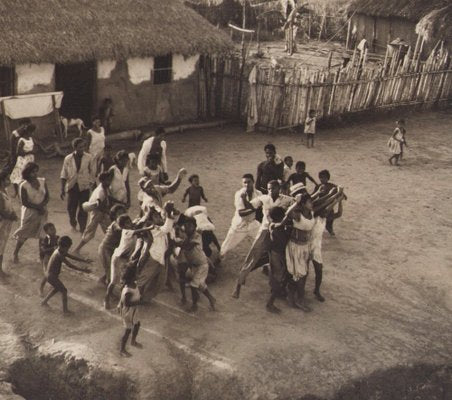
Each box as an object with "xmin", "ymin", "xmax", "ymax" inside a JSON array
[{"xmin": 200, "ymin": 45, "xmax": 452, "ymax": 130}]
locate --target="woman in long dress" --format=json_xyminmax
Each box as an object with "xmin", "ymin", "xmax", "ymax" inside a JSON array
[
  {"xmin": 10, "ymin": 124, "xmax": 36, "ymax": 195},
  {"xmin": 86, "ymin": 116, "xmax": 105, "ymax": 175},
  {"xmin": 0, "ymin": 170, "xmax": 18, "ymax": 277},
  {"xmin": 285, "ymin": 193, "xmax": 316, "ymax": 311},
  {"xmin": 13, "ymin": 162, "xmax": 49, "ymax": 264}
]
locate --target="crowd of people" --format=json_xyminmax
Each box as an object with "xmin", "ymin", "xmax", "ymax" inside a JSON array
[{"xmin": 0, "ymin": 117, "xmax": 348, "ymax": 357}]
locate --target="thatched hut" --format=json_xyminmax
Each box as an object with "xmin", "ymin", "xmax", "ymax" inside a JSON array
[
  {"xmin": 416, "ymin": 5, "xmax": 452, "ymax": 46},
  {"xmin": 347, "ymin": 0, "xmax": 451, "ymax": 54},
  {"xmin": 0, "ymin": 0, "xmax": 233, "ymax": 137}
]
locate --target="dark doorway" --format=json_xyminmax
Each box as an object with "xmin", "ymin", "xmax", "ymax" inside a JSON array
[
  {"xmin": 55, "ymin": 62, "xmax": 96, "ymax": 124},
  {"xmin": 0, "ymin": 66, "xmax": 15, "ymax": 97}
]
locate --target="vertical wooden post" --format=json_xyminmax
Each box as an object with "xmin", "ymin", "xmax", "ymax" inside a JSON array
[
  {"xmin": 318, "ymin": 14, "xmax": 326, "ymax": 41},
  {"xmin": 1, "ymin": 101, "xmax": 11, "ymax": 145},
  {"xmin": 327, "ymin": 51, "xmax": 333, "ymax": 70},
  {"xmin": 52, "ymin": 95, "xmax": 63, "ymax": 141},
  {"xmin": 345, "ymin": 18, "xmax": 352, "ymax": 50},
  {"xmin": 308, "ymin": 14, "xmax": 311, "ymax": 39}
]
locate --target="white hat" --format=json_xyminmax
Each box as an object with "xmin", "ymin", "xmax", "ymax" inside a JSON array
[{"xmin": 290, "ymin": 182, "xmax": 306, "ymax": 196}]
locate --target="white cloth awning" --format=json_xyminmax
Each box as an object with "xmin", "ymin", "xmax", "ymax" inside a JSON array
[{"xmin": 0, "ymin": 91, "xmax": 64, "ymax": 119}]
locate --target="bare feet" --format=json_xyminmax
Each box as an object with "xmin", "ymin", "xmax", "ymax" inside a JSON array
[
  {"xmin": 209, "ymin": 297, "xmax": 216, "ymax": 311},
  {"xmin": 296, "ymin": 302, "xmax": 312, "ymax": 312},
  {"xmin": 232, "ymin": 284, "xmax": 241, "ymax": 299},
  {"xmin": 188, "ymin": 304, "xmax": 198, "ymax": 313},
  {"xmin": 266, "ymin": 303, "xmax": 281, "ymax": 314},
  {"xmin": 120, "ymin": 349, "xmax": 132, "ymax": 357},
  {"xmin": 131, "ymin": 341, "xmax": 143, "ymax": 349},
  {"xmin": 314, "ymin": 291, "xmax": 325, "ymax": 302},
  {"xmin": 63, "ymin": 309, "xmax": 74, "ymax": 316}
]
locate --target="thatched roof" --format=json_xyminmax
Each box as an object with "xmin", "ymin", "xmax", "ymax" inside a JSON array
[
  {"xmin": 416, "ymin": 5, "xmax": 452, "ymax": 42},
  {"xmin": 0, "ymin": 0, "xmax": 234, "ymax": 66},
  {"xmin": 348, "ymin": 0, "xmax": 451, "ymax": 22}
]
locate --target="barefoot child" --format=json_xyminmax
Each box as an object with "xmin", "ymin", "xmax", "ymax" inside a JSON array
[
  {"xmin": 182, "ymin": 174, "xmax": 208, "ymax": 208},
  {"xmin": 305, "ymin": 109, "xmax": 316, "ymax": 148},
  {"xmin": 176, "ymin": 217, "xmax": 216, "ymax": 312},
  {"xmin": 39, "ymin": 223, "xmax": 59, "ymax": 295},
  {"xmin": 41, "ymin": 236, "xmax": 91, "ymax": 314},
  {"xmin": 118, "ymin": 264, "xmax": 143, "ymax": 357},
  {"xmin": 388, "ymin": 119, "xmax": 407, "ymax": 166}
]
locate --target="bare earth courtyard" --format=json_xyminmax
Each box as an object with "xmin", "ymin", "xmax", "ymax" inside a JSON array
[{"xmin": 0, "ymin": 110, "xmax": 451, "ymax": 399}]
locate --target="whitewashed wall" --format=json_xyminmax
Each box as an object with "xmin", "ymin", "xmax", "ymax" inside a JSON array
[
  {"xmin": 16, "ymin": 63, "xmax": 55, "ymax": 94},
  {"xmin": 173, "ymin": 55, "xmax": 199, "ymax": 81},
  {"xmin": 97, "ymin": 60, "xmax": 117, "ymax": 79},
  {"xmin": 127, "ymin": 57, "xmax": 154, "ymax": 84}
]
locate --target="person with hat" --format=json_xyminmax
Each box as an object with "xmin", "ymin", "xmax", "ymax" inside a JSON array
[
  {"xmin": 137, "ymin": 126, "xmax": 168, "ymax": 180},
  {"xmin": 60, "ymin": 138, "xmax": 95, "ymax": 233},
  {"xmin": 109, "ymin": 150, "xmax": 130, "ymax": 208},
  {"xmin": 287, "ymin": 161, "xmax": 318, "ymax": 191}
]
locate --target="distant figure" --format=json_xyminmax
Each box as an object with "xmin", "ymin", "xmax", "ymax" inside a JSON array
[
  {"xmin": 304, "ymin": 109, "xmax": 316, "ymax": 148},
  {"xmin": 99, "ymin": 98, "xmax": 114, "ymax": 136},
  {"xmin": 388, "ymin": 119, "xmax": 407, "ymax": 166}
]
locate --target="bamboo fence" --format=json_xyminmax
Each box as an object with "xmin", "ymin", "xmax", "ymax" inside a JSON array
[{"xmin": 203, "ymin": 43, "xmax": 452, "ymax": 130}]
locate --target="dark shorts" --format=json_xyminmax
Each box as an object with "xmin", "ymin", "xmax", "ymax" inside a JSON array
[{"xmin": 306, "ymin": 133, "xmax": 315, "ymax": 139}]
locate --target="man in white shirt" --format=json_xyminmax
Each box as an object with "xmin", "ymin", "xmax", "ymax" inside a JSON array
[
  {"xmin": 137, "ymin": 127, "xmax": 168, "ymax": 180},
  {"xmin": 60, "ymin": 138, "xmax": 95, "ymax": 232},
  {"xmin": 232, "ymin": 180, "xmax": 294, "ymax": 299},
  {"xmin": 220, "ymin": 174, "xmax": 262, "ymax": 257}
]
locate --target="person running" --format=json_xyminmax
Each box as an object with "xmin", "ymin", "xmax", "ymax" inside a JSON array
[
  {"xmin": 13, "ymin": 162, "xmax": 49, "ymax": 264},
  {"xmin": 232, "ymin": 180, "xmax": 294, "ymax": 299},
  {"xmin": 182, "ymin": 174, "xmax": 208, "ymax": 207},
  {"xmin": 86, "ymin": 116, "xmax": 105, "ymax": 175},
  {"xmin": 109, "ymin": 150, "xmax": 130, "ymax": 208},
  {"xmin": 10, "ymin": 124, "xmax": 36, "ymax": 196},
  {"xmin": 255, "ymin": 144, "xmax": 284, "ymax": 194},
  {"xmin": 220, "ymin": 174, "xmax": 262, "ymax": 258},
  {"xmin": 118, "ymin": 264, "xmax": 143, "ymax": 357},
  {"xmin": 137, "ymin": 127, "xmax": 168, "ymax": 181},
  {"xmin": 0, "ymin": 171, "xmax": 18, "ymax": 278},
  {"xmin": 74, "ymin": 171, "xmax": 114, "ymax": 253},
  {"xmin": 38, "ymin": 222, "xmax": 59, "ymax": 295},
  {"xmin": 41, "ymin": 236, "xmax": 91, "ymax": 314},
  {"xmin": 60, "ymin": 138, "xmax": 95, "ymax": 233}
]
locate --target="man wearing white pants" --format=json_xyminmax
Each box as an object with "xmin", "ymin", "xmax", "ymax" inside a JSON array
[{"xmin": 220, "ymin": 174, "xmax": 262, "ymax": 257}]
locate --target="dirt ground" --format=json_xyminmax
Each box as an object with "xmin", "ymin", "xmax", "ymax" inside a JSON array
[{"xmin": 0, "ymin": 110, "xmax": 451, "ymax": 399}]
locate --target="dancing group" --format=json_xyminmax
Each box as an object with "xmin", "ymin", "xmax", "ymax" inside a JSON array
[{"xmin": 0, "ymin": 119, "xmax": 346, "ymax": 357}]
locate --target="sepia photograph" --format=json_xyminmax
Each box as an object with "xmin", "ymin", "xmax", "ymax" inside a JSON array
[{"xmin": 0, "ymin": 0, "xmax": 451, "ymax": 399}]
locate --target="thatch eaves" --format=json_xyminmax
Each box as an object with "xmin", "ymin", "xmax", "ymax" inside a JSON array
[
  {"xmin": 416, "ymin": 5, "xmax": 452, "ymax": 42},
  {"xmin": 347, "ymin": 0, "xmax": 451, "ymax": 22},
  {"xmin": 0, "ymin": 0, "xmax": 234, "ymax": 66}
]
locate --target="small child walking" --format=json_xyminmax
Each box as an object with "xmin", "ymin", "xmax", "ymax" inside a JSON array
[
  {"xmin": 39, "ymin": 223, "xmax": 59, "ymax": 296},
  {"xmin": 40, "ymin": 236, "xmax": 91, "ymax": 314},
  {"xmin": 118, "ymin": 264, "xmax": 143, "ymax": 357},
  {"xmin": 182, "ymin": 175, "xmax": 208, "ymax": 208},
  {"xmin": 388, "ymin": 119, "xmax": 407, "ymax": 166},
  {"xmin": 304, "ymin": 109, "xmax": 316, "ymax": 148}
]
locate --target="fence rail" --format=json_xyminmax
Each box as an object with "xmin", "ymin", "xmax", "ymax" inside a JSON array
[{"xmin": 199, "ymin": 45, "xmax": 452, "ymax": 130}]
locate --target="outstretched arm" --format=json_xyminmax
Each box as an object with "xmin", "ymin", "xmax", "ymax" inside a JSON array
[{"xmin": 166, "ymin": 168, "xmax": 187, "ymax": 194}]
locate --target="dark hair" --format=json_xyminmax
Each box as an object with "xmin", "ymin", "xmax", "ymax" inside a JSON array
[
  {"xmin": 309, "ymin": 109, "xmax": 316, "ymax": 114},
  {"xmin": 0, "ymin": 169, "xmax": 10, "ymax": 184},
  {"xmin": 43, "ymin": 222, "xmax": 55, "ymax": 233},
  {"xmin": 269, "ymin": 206, "xmax": 285, "ymax": 223},
  {"xmin": 183, "ymin": 216, "xmax": 197, "ymax": 228},
  {"xmin": 295, "ymin": 161, "xmax": 306, "ymax": 170},
  {"xmin": 284, "ymin": 156, "xmax": 293, "ymax": 162},
  {"xmin": 19, "ymin": 118, "xmax": 31, "ymax": 126},
  {"xmin": 25, "ymin": 123, "xmax": 36, "ymax": 134},
  {"xmin": 122, "ymin": 264, "xmax": 137, "ymax": 285},
  {"xmin": 110, "ymin": 204, "xmax": 127, "ymax": 220},
  {"xmin": 188, "ymin": 174, "xmax": 199, "ymax": 183},
  {"xmin": 264, "ymin": 143, "xmax": 276, "ymax": 153},
  {"xmin": 117, "ymin": 214, "xmax": 132, "ymax": 228},
  {"xmin": 72, "ymin": 137, "xmax": 85, "ymax": 149},
  {"xmin": 92, "ymin": 115, "xmax": 101, "ymax": 123},
  {"xmin": 397, "ymin": 119, "xmax": 405, "ymax": 125},
  {"xmin": 267, "ymin": 180, "xmax": 280, "ymax": 188},
  {"xmin": 22, "ymin": 162, "xmax": 39, "ymax": 181},
  {"xmin": 300, "ymin": 193, "xmax": 312, "ymax": 205},
  {"xmin": 98, "ymin": 170, "xmax": 113, "ymax": 183},
  {"xmin": 146, "ymin": 152, "xmax": 160, "ymax": 162},
  {"xmin": 114, "ymin": 150, "xmax": 129, "ymax": 163},
  {"xmin": 319, "ymin": 169, "xmax": 330, "ymax": 180},
  {"xmin": 155, "ymin": 127, "xmax": 165, "ymax": 136},
  {"xmin": 242, "ymin": 173, "xmax": 254, "ymax": 182},
  {"xmin": 58, "ymin": 236, "xmax": 73, "ymax": 248},
  {"xmin": 104, "ymin": 143, "xmax": 113, "ymax": 150}
]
